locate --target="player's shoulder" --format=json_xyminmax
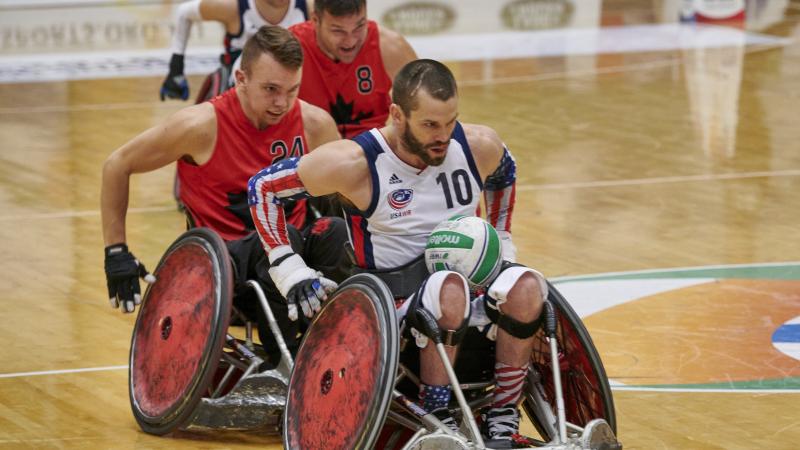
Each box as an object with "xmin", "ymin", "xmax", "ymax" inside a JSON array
[
  {"xmin": 171, "ymin": 102, "xmax": 216, "ymax": 132},
  {"xmin": 288, "ymin": 19, "xmax": 312, "ymax": 36},
  {"xmin": 300, "ymin": 100, "xmax": 338, "ymax": 140},
  {"xmin": 462, "ymin": 123, "xmax": 503, "ymax": 154},
  {"xmin": 460, "ymin": 123, "xmax": 505, "ymax": 176},
  {"xmin": 378, "ymin": 24, "xmax": 416, "ymax": 70},
  {"xmin": 302, "ymin": 135, "xmax": 367, "ymax": 179},
  {"xmin": 378, "ymin": 24, "xmax": 411, "ymax": 49},
  {"xmin": 300, "ymin": 100, "xmax": 332, "ymax": 125},
  {"xmin": 200, "ymin": 0, "xmax": 241, "ymax": 23},
  {"xmin": 313, "ymin": 135, "xmax": 365, "ymax": 166},
  {"xmin": 378, "ymin": 22, "xmax": 402, "ymax": 42}
]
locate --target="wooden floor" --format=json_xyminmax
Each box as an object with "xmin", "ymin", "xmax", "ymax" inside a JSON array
[{"xmin": 2, "ymin": 10, "xmax": 800, "ymax": 450}]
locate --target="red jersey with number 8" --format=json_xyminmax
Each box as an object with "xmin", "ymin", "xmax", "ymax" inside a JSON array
[
  {"xmin": 290, "ymin": 20, "xmax": 392, "ymax": 138},
  {"xmin": 177, "ymin": 88, "xmax": 308, "ymax": 241}
]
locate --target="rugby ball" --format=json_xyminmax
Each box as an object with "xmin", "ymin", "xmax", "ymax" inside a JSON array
[{"xmin": 425, "ymin": 215, "xmax": 502, "ymax": 287}]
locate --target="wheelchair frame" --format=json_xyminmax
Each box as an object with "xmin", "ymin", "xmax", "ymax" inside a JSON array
[{"xmin": 128, "ymin": 228, "xmax": 621, "ymax": 449}]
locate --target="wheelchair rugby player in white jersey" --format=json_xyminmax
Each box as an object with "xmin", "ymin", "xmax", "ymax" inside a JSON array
[
  {"xmin": 248, "ymin": 59, "xmax": 620, "ymax": 449},
  {"xmin": 160, "ymin": 0, "xmax": 309, "ymax": 103}
]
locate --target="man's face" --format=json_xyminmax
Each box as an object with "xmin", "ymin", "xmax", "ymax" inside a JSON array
[
  {"xmin": 313, "ymin": 9, "xmax": 368, "ymax": 64},
  {"xmin": 398, "ymin": 90, "xmax": 459, "ymax": 167},
  {"xmin": 236, "ymin": 52, "xmax": 302, "ymax": 129}
]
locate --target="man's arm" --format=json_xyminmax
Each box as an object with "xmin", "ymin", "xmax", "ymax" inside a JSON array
[
  {"xmin": 247, "ymin": 140, "xmax": 369, "ymax": 320},
  {"xmin": 300, "ymin": 100, "xmax": 341, "ymax": 151},
  {"xmin": 101, "ymin": 103, "xmax": 215, "ymax": 313},
  {"xmin": 464, "ymin": 124, "xmax": 518, "ymax": 262},
  {"xmin": 248, "ymin": 140, "xmax": 367, "ymax": 252},
  {"xmin": 378, "ymin": 26, "xmax": 418, "ymax": 80},
  {"xmin": 102, "ymin": 103, "xmax": 216, "ymax": 246},
  {"xmin": 162, "ymin": 0, "xmax": 240, "ymax": 100},
  {"xmin": 247, "ymin": 141, "xmax": 368, "ymax": 319}
]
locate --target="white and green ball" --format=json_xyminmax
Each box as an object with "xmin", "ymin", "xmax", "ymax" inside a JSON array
[{"xmin": 424, "ymin": 216, "xmax": 503, "ymax": 287}]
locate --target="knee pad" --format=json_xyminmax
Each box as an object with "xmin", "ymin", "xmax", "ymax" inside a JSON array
[
  {"xmin": 483, "ymin": 263, "xmax": 548, "ymax": 340},
  {"xmin": 403, "ymin": 271, "xmax": 471, "ymax": 347}
]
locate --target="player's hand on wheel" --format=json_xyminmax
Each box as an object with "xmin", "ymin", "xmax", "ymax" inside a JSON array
[
  {"xmin": 104, "ymin": 243, "xmax": 156, "ymax": 313},
  {"xmin": 160, "ymin": 54, "xmax": 189, "ymax": 101},
  {"xmin": 285, "ymin": 277, "xmax": 338, "ymax": 321},
  {"xmin": 268, "ymin": 249, "xmax": 338, "ymax": 321}
]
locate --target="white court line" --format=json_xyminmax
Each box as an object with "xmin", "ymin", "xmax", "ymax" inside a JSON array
[
  {"xmin": 611, "ymin": 386, "xmax": 800, "ymax": 394},
  {"xmin": 0, "ymin": 205, "xmax": 175, "ymax": 222},
  {"xmin": 459, "ymin": 57, "xmax": 680, "ymax": 87},
  {"xmin": 0, "ymin": 101, "xmax": 179, "ymax": 115},
  {"xmin": 0, "ymin": 365, "xmax": 127, "ymax": 378},
  {"xmin": 0, "ymin": 59, "xmax": 680, "ymax": 115},
  {"xmin": 0, "ymin": 38, "xmax": 786, "ymax": 115},
  {"xmin": 1, "ymin": 171, "xmax": 797, "ymax": 222},
  {"xmin": 2, "ymin": 364, "xmax": 797, "ymax": 394},
  {"xmin": 460, "ymin": 41, "xmax": 789, "ymax": 88},
  {"xmin": 516, "ymin": 169, "xmax": 800, "ymax": 192}
]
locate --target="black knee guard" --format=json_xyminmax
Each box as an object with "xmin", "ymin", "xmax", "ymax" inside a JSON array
[
  {"xmin": 403, "ymin": 279, "xmax": 471, "ymax": 347},
  {"xmin": 483, "ymin": 293, "xmax": 542, "ymax": 339}
]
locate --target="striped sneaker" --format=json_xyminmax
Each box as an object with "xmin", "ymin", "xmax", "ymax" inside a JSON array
[
  {"xmin": 482, "ymin": 406, "xmax": 522, "ymax": 448},
  {"xmin": 431, "ymin": 407, "xmax": 460, "ymax": 434}
]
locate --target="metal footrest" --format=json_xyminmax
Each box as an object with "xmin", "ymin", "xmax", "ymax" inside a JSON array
[{"xmin": 184, "ymin": 368, "xmax": 290, "ymax": 432}]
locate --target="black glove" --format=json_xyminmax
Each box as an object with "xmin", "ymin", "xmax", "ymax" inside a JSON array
[
  {"xmin": 104, "ymin": 243, "xmax": 156, "ymax": 313},
  {"xmin": 268, "ymin": 252, "xmax": 338, "ymax": 321},
  {"xmin": 160, "ymin": 54, "xmax": 189, "ymax": 101},
  {"xmin": 286, "ymin": 278, "xmax": 334, "ymax": 320}
]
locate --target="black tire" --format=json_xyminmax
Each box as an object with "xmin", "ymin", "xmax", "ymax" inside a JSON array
[
  {"xmin": 522, "ymin": 281, "xmax": 616, "ymax": 440},
  {"xmin": 128, "ymin": 228, "xmax": 233, "ymax": 435}
]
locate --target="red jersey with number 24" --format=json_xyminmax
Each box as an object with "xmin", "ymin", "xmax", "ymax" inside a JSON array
[
  {"xmin": 177, "ymin": 88, "xmax": 308, "ymax": 241},
  {"xmin": 290, "ymin": 20, "xmax": 392, "ymax": 138}
]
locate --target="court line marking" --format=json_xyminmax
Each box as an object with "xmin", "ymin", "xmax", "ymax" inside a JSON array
[
  {"xmin": 1, "ymin": 170, "xmax": 797, "ymax": 222},
  {"xmin": 459, "ymin": 57, "xmax": 681, "ymax": 87},
  {"xmin": 0, "ymin": 58, "xmax": 681, "ymax": 115},
  {"xmin": 611, "ymin": 386, "xmax": 800, "ymax": 394},
  {"xmin": 0, "ymin": 205, "xmax": 175, "ymax": 222},
  {"xmin": 0, "ymin": 101, "xmax": 180, "ymax": 115},
  {"xmin": 0, "ymin": 0, "xmax": 167, "ymax": 11},
  {"xmin": 460, "ymin": 40, "xmax": 788, "ymax": 88},
  {"xmin": 0, "ymin": 437, "xmax": 109, "ymax": 444},
  {"xmin": 0, "ymin": 365, "xmax": 127, "ymax": 378},
  {"xmin": 516, "ymin": 169, "xmax": 800, "ymax": 191},
  {"xmin": 551, "ymin": 261, "xmax": 800, "ymax": 283},
  {"xmin": 2, "ymin": 364, "xmax": 798, "ymax": 394},
  {"xmin": 0, "ymin": 39, "xmax": 785, "ymax": 115},
  {"xmin": 3, "ymin": 265, "xmax": 799, "ymax": 392}
]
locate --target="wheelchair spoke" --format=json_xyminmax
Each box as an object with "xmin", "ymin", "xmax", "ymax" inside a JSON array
[{"xmin": 524, "ymin": 286, "xmax": 616, "ymax": 442}]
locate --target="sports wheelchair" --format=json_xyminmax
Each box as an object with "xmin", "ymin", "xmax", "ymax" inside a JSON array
[{"xmin": 129, "ymin": 228, "xmax": 621, "ymax": 449}]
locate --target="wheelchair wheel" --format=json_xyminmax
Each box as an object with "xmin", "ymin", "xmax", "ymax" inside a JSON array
[
  {"xmin": 284, "ymin": 274, "xmax": 398, "ymax": 450},
  {"xmin": 522, "ymin": 281, "xmax": 616, "ymax": 440},
  {"xmin": 194, "ymin": 64, "xmax": 232, "ymax": 104},
  {"xmin": 128, "ymin": 228, "xmax": 233, "ymax": 435}
]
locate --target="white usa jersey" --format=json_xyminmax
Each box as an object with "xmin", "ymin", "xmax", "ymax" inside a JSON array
[
  {"xmin": 226, "ymin": 0, "xmax": 308, "ymax": 83},
  {"xmin": 227, "ymin": 0, "xmax": 308, "ymax": 51},
  {"xmin": 347, "ymin": 123, "xmax": 483, "ymax": 270}
]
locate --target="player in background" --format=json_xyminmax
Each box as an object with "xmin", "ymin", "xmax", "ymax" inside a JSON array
[{"xmin": 161, "ymin": 0, "xmax": 309, "ymax": 101}]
